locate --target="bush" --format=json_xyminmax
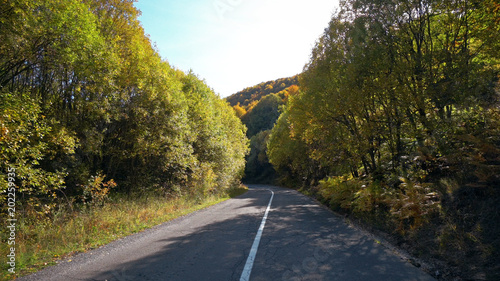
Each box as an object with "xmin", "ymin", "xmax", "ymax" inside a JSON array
[{"xmin": 318, "ymin": 176, "xmax": 362, "ymax": 211}]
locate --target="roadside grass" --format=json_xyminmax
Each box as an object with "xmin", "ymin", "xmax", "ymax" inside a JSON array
[{"xmin": 0, "ymin": 185, "xmax": 248, "ymax": 280}]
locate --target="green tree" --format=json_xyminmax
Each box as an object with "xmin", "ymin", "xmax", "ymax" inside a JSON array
[
  {"xmin": 0, "ymin": 93, "xmax": 76, "ymax": 213},
  {"xmin": 245, "ymin": 130, "xmax": 275, "ymax": 183},
  {"xmin": 181, "ymin": 72, "xmax": 248, "ymax": 193}
]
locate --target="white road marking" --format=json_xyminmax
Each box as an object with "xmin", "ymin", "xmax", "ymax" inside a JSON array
[{"xmin": 240, "ymin": 189, "xmax": 275, "ymax": 281}]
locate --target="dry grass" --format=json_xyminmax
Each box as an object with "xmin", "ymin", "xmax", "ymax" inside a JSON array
[{"xmin": 0, "ymin": 185, "xmax": 248, "ymax": 280}]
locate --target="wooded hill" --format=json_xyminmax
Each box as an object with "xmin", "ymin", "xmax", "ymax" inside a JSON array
[
  {"xmin": 226, "ymin": 76, "xmax": 299, "ymax": 108},
  {"xmin": 226, "ymin": 77, "xmax": 299, "ymax": 183}
]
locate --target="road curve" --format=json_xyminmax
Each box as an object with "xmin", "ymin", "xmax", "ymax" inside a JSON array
[{"xmin": 18, "ymin": 185, "xmax": 435, "ymax": 281}]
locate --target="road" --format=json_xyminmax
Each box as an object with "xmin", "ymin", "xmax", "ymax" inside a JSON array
[{"xmin": 19, "ymin": 185, "xmax": 435, "ymax": 281}]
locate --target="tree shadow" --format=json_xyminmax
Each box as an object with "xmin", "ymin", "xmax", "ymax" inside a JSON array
[
  {"xmin": 85, "ymin": 189, "xmax": 270, "ymax": 281},
  {"xmin": 42, "ymin": 186, "xmax": 434, "ymax": 281}
]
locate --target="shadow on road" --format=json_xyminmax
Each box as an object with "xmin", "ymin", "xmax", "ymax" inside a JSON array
[{"xmin": 59, "ymin": 186, "xmax": 435, "ymax": 281}]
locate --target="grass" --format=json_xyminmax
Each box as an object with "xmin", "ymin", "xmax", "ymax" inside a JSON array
[{"xmin": 0, "ymin": 185, "xmax": 248, "ymax": 280}]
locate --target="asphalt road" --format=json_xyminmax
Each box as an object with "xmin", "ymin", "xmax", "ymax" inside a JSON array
[{"xmin": 19, "ymin": 185, "xmax": 435, "ymax": 281}]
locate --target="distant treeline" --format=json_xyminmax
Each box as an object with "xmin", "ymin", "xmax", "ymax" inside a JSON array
[
  {"xmin": 226, "ymin": 76, "xmax": 299, "ymax": 108},
  {"xmin": 0, "ymin": 0, "xmax": 248, "ymax": 215}
]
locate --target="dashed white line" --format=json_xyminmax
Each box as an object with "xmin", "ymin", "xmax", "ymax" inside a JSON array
[{"xmin": 240, "ymin": 189, "xmax": 275, "ymax": 281}]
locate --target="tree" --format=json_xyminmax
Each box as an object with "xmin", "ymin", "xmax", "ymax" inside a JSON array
[
  {"xmin": 0, "ymin": 0, "xmax": 249, "ymax": 211},
  {"xmin": 245, "ymin": 130, "xmax": 275, "ymax": 183},
  {"xmin": 269, "ymin": 0, "xmax": 499, "ymax": 187},
  {"xmin": 232, "ymin": 103, "xmax": 247, "ymax": 118},
  {"xmin": 241, "ymin": 93, "xmax": 283, "ymax": 137}
]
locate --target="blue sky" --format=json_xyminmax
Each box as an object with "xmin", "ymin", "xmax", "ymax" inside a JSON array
[{"xmin": 134, "ymin": 0, "xmax": 339, "ymax": 97}]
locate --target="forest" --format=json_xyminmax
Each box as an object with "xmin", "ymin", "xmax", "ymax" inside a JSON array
[
  {"xmin": 0, "ymin": 0, "xmax": 248, "ymax": 206},
  {"xmin": 227, "ymin": 77, "xmax": 299, "ymax": 182},
  {"xmin": 264, "ymin": 0, "xmax": 499, "ymax": 279},
  {"xmin": 0, "ymin": 0, "xmax": 248, "ymax": 276}
]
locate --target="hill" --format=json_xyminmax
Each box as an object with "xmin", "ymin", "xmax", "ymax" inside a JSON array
[{"xmin": 226, "ymin": 75, "xmax": 299, "ymax": 108}]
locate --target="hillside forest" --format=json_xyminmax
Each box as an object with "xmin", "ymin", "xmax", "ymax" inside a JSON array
[
  {"xmin": 227, "ymin": 76, "xmax": 298, "ymax": 182},
  {"xmin": 228, "ymin": 0, "xmax": 500, "ymax": 279}
]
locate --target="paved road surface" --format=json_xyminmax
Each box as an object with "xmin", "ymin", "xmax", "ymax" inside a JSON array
[{"xmin": 19, "ymin": 185, "xmax": 435, "ymax": 281}]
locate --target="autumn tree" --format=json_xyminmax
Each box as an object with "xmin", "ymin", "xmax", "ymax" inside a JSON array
[{"xmin": 241, "ymin": 93, "xmax": 284, "ymax": 137}]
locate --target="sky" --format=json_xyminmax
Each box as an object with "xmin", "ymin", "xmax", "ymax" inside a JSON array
[{"xmin": 133, "ymin": 0, "xmax": 339, "ymax": 97}]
